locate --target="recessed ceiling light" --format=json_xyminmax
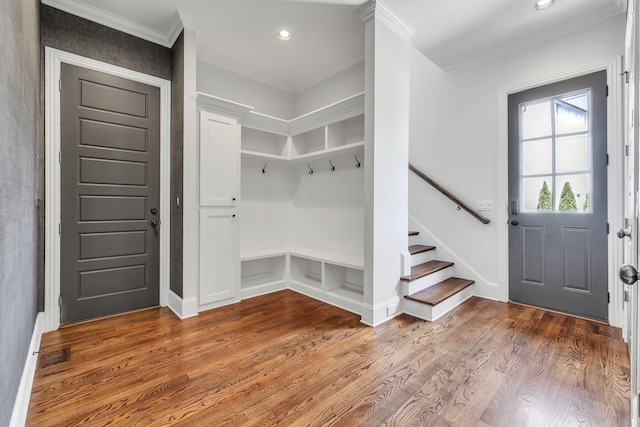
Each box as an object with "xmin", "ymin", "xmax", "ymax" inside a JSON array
[
  {"xmin": 534, "ymin": 0, "xmax": 555, "ymax": 10},
  {"xmin": 277, "ymin": 29, "xmax": 292, "ymax": 41}
]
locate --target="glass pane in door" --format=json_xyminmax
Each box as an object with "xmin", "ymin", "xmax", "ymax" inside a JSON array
[
  {"xmin": 522, "ymin": 101, "xmax": 552, "ymax": 139},
  {"xmin": 519, "ymin": 89, "xmax": 592, "ymax": 212},
  {"xmin": 523, "ymin": 139, "xmax": 552, "ymax": 175}
]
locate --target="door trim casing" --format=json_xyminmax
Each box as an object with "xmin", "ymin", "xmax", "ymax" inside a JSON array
[
  {"xmin": 44, "ymin": 47, "xmax": 171, "ymax": 332},
  {"xmin": 498, "ymin": 57, "xmax": 624, "ymax": 327}
]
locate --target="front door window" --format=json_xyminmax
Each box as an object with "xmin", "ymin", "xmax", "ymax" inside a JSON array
[{"xmin": 520, "ymin": 91, "xmax": 592, "ymax": 212}]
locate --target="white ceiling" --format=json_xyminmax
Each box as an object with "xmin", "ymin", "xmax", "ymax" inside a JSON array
[
  {"xmin": 384, "ymin": 0, "xmax": 626, "ymax": 72},
  {"xmin": 42, "ymin": 0, "xmax": 626, "ymax": 92}
]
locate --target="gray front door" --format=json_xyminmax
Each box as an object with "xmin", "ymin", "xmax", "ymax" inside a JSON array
[
  {"xmin": 508, "ymin": 71, "xmax": 608, "ymax": 320},
  {"xmin": 60, "ymin": 63, "xmax": 160, "ymax": 324}
]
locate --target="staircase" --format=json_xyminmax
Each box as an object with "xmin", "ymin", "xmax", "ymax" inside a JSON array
[{"xmin": 401, "ymin": 231, "xmax": 475, "ymax": 321}]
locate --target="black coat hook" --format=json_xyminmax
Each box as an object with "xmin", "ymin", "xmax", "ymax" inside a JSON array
[
  {"xmin": 329, "ymin": 160, "xmax": 335, "ymax": 171},
  {"xmin": 308, "ymin": 163, "xmax": 314, "ymax": 174},
  {"xmin": 262, "ymin": 163, "xmax": 267, "ymax": 174},
  {"xmin": 355, "ymin": 155, "xmax": 361, "ymax": 168}
]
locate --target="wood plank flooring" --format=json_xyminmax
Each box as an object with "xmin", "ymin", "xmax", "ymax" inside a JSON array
[{"xmin": 27, "ymin": 290, "xmax": 630, "ymax": 426}]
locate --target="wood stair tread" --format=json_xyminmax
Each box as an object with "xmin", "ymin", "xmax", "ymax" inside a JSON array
[
  {"xmin": 408, "ymin": 231, "xmax": 419, "ymax": 236},
  {"xmin": 404, "ymin": 278, "xmax": 475, "ymax": 306},
  {"xmin": 409, "ymin": 244, "xmax": 435, "ymax": 255},
  {"xmin": 401, "ymin": 260, "xmax": 454, "ymax": 282}
]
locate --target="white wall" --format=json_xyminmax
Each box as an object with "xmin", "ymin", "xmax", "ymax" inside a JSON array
[
  {"xmin": 240, "ymin": 159, "xmax": 294, "ymax": 253},
  {"xmin": 197, "ymin": 60, "xmax": 364, "ymax": 121},
  {"xmin": 290, "ymin": 158, "xmax": 364, "ymax": 257},
  {"xmin": 197, "ymin": 60, "xmax": 295, "ymax": 119},
  {"xmin": 240, "ymin": 155, "xmax": 364, "ymax": 258},
  {"xmin": 294, "ymin": 62, "xmax": 364, "ymax": 117},
  {"xmin": 408, "ymin": 14, "xmax": 625, "ymax": 299}
]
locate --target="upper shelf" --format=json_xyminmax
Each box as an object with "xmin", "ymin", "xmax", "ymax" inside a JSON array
[
  {"xmin": 288, "ymin": 141, "xmax": 364, "ymax": 163},
  {"xmin": 197, "ymin": 90, "xmax": 365, "ymax": 164},
  {"xmin": 241, "ymin": 113, "xmax": 364, "ymax": 163}
]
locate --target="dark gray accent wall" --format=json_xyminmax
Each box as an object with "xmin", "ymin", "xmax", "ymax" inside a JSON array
[
  {"xmin": 40, "ymin": 5, "xmax": 172, "ymax": 81},
  {"xmin": 39, "ymin": 5, "xmax": 174, "ymax": 308},
  {"xmin": 0, "ymin": 0, "xmax": 40, "ymax": 424},
  {"xmin": 171, "ymin": 32, "xmax": 184, "ymax": 297}
]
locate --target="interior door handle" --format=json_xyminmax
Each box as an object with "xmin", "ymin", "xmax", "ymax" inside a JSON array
[
  {"xmin": 150, "ymin": 220, "xmax": 158, "ymax": 228},
  {"xmin": 617, "ymin": 229, "xmax": 631, "ymax": 239},
  {"xmin": 510, "ymin": 220, "xmax": 519, "ymax": 226},
  {"xmin": 620, "ymin": 264, "xmax": 638, "ymax": 285}
]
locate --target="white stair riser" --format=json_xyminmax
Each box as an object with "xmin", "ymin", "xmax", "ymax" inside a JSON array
[
  {"xmin": 402, "ymin": 266, "xmax": 453, "ymax": 295},
  {"xmin": 411, "ymin": 251, "xmax": 435, "ymax": 266},
  {"xmin": 403, "ymin": 285, "xmax": 474, "ymax": 322}
]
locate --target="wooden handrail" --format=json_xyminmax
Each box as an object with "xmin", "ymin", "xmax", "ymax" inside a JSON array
[{"xmin": 409, "ymin": 163, "xmax": 491, "ymax": 225}]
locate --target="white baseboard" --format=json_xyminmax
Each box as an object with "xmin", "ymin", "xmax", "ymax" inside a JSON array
[
  {"xmin": 361, "ymin": 296, "xmax": 402, "ymax": 326},
  {"xmin": 167, "ymin": 291, "xmax": 199, "ymax": 319},
  {"xmin": 10, "ymin": 312, "xmax": 44, "ymax": 427}
]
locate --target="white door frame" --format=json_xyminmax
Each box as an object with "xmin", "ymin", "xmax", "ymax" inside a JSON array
[
  {"xmin": 44, "ymin": 47, "xmax": 171, "ymax": 332},
  {"xmin": 497, "ymin": 57, "xmax": 624, "ymax": 327}
]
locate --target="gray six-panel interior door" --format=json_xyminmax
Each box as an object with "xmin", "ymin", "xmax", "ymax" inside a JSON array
[
  {"xmin": 508, "ymin": 71, "xmax": 608, "ymax": 321},
  {"xmin": 60, "ymin": 63, "xmax": 160, "ymax": 324}
]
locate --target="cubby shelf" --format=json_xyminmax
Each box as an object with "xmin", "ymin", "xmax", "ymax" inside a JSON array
[
  {"xmin": 240, "ymin": 253, "xmax": 287, "ymax": 299},
  {"xmin": 239, "ymin": 247, "xmax": 365, "ymax": 314},
  {"xmin": 233, "ymin": 91, "xmax": 365, "ymax": 315},
  {"xmin": 241, "ymin": 126, "xmax": 289, "ymax": 158}
]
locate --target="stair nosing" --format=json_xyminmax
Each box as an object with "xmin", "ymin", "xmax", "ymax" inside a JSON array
[
  {"xmin": 401, "ymin": 260, "xmax": 454, "ymax": 282},
  {"xmin": 408, "ymin": 244, "xmax": 436, "ymax": 255},
  {"xmin": 404, "ymin": 277, "xmax": 475, "ymax": 306}
]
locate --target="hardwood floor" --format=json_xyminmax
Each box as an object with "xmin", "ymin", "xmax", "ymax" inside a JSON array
[{"xmin": 27, "ymin": 290, "xmax": 630, "ymax": 426}]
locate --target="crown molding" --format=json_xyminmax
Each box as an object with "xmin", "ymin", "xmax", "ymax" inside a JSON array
[
  {"xmin": 196, "ymin": 90, "xmax": 364, "ymax": 137},
  {"xmin": 196, "ymin": 92, "xmax": 254, "ymax": 118},
  {"xmin": 354, "ymin": 1, "xmax": 375, "ymax": 22},
  {"xmin": 166, "ymin": 12, "xmax": 184, "ymax": 47},
  {"xmin": 354, "ymin": 0, "xmax": 414, "ymax": 40},
  {"xmin": 243, "ymin": 112, "xmax": 290, "ymax": 136},
  {"xmin": 443, "ymin": 7, "xmax": 625, "ymax": 74},
  {"xmin": 375, "ymin": 1, "xmax": 414, "ymax": 40},
  {"xmin": 289, "ymin": 92, "xmax": 364, "ymax": 135},
  {"xmin": 41, "ymin": 0, "xmax": 179, "ymax": 48}
]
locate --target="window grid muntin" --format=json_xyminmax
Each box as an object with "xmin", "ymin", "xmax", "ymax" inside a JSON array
[{"xmin": 519, "ymin": 89, "xmax": 592, "ymax": 212}]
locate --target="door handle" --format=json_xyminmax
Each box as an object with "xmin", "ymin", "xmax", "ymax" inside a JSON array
[
  {"xmin": 510, "ymin": 220, "xmax": 519, "ymax": 226},
  {"xmin": 620, "ymin": 264, "xmax": 638, "ymax": 285},
  {"xmin": 150, "ymin": 220, "xmax": 158, "ymax": 228},
  {"xmin": 617, "ymin": 228, "xmax": 631, "ymax": 239}
]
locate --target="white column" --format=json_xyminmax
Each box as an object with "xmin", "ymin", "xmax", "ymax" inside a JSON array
[
  {"xmin": 180, "ymin": 14, "xmax": 201, "ymax": 318},
  {"xmin": 356, "ymin": 1, "xmax": 414, "ymax": 325}
]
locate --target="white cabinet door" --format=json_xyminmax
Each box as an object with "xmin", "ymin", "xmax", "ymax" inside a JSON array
[
  {"xmin": 200, "ymin": 110, "xmax": 239, "ymax": 207},
  {"xmin": 199, "ymin": 209, "xmax": 239, "ymax": 305}
]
